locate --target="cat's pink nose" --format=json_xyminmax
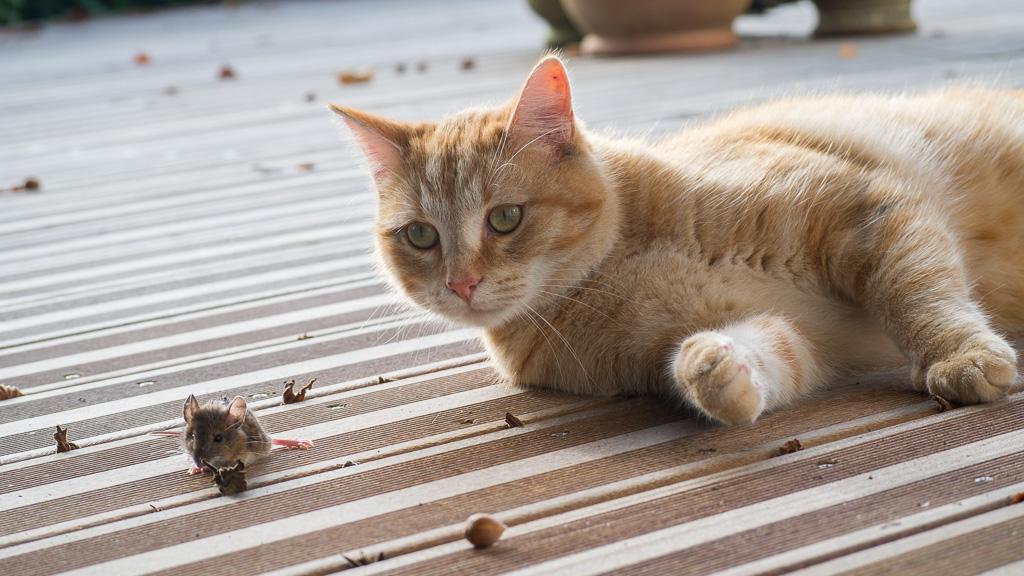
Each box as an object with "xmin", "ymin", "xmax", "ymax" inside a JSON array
[{"xmin": 447, "ymin": 275, "xmax": 481, "ymax": 303}]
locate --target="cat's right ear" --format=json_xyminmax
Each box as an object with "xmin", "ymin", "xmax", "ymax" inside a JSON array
[
  {"xmin": 183, "ymin": 394, "xmax": 199, "ymax": 424},
  {"xmin": 329, "ymin": 104, "xmax": 406, "ymax": 179},
  {"xmin": 507, "ymin": 56, "xmax": 575, "ymax": 158}
]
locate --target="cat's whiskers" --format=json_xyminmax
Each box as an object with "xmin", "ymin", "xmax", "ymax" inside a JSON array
[
  {"xmin": 537, "ymin": 290, "xmax": 616, "ymax": 323},
  {"xmin": 409, "ymin": 312, "xmax": 456, "ymax": 366},
  {"xmin": 489, "ymin": 126, "xmax": 561, "ymax": 186},
  {"xmin": 364, "ymin": 299, "xmax": 411, "ymax": 342},
  {"xmin": 523, "ymin": 302, "xmax": 593, "ymax": 390},
  {"xmin": 488, "ymin": 125, "xmax": 512, "ymax": 176},
  {"xmin": 519, "ymin": 306, "xmax": 568, "ymax": 386},
  {"xmin": 539, "ymin": 283, "xmax": 637, "ymax": 305},
  {"xmin": 489, "ymin": 161, "xmax": 524, "ymax": 187},
  {"xmin": 547, "ymin": 267, "xmax": 622, "ymax": 291},
  {"xmin": 378, "ymin": 307, "xmax": 435, "ymax": 347}
]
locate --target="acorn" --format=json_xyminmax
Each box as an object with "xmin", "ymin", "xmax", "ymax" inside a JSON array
[{"xmin": 464, "ymin": 513, "xmax": 506, "ymax": 548}]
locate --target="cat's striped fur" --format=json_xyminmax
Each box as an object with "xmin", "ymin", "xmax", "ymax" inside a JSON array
[{"xmin": 332, "ymin": 57, "xmax": 1023, "ymax": 424}]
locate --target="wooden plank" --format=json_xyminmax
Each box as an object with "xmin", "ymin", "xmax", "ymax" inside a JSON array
[
  {"xmin": 2, "ymin": 0, "xmax": 1023, "ymax": 574},
  {"xmin": 347, "ymin": 397, "xmax": 1024, "ymax": 576},
  {"xmin": 793, "ymin": 504, "xmax": 1024, "ymax": 575}
]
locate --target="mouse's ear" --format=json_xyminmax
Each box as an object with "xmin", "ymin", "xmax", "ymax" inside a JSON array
[
  {"xmin": 225, "ymin": 396, "xmax": 248, "ymax": 425},
  {"xmin": 183, "ymin": 394, "xmax": 199, "ymax": 424}
]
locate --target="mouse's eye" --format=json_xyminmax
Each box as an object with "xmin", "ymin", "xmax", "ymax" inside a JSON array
[{"xmin": 213, "ymin": 434, "xmax": 223, "ymax": 443}]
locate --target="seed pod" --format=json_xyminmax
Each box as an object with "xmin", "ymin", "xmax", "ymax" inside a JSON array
[{"xmin": 464, "ymin": 513, "xmax": 506, "ymax": 548}]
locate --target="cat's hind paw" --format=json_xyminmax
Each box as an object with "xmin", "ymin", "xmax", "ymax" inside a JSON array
[
  {"xmin": 925, "ymin": 337, "xmax": 1018, "ymax": 404},
  {"xmin": 674, "ymin": 332, "xmax": 765, "ymax": 425}
]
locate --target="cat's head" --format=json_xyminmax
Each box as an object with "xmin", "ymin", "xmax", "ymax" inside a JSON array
[{"xmin": 331, "ymin": 57, "xmax": 617, "ymax": 328}]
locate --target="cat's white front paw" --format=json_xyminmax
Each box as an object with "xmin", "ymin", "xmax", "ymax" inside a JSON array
[{"xmin": 674, "ymin": 332, "xmax": 765, "ymax": 425}]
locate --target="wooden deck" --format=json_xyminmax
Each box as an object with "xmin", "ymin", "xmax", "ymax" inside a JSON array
[{"xmin": 2, "ymin": 0, "xmax": 1024, "ymax": 574}]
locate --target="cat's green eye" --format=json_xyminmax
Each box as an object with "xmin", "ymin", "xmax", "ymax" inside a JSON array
[
  {"xmin": 487, "ymin": 204, "xmax": 523, "ymax": 234},
  {"xmin": 406, "ymin": 222, "xmax": 439, "ymax": 249}
]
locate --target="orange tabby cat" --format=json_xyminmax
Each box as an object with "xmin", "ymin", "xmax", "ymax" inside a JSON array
[{"xmin": 331, "ymin": 56, "xmax": 1023, "ymax": 425}]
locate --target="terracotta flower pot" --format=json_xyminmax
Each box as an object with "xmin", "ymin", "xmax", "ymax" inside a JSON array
[
  {"xmin": 527, "ymin": 0, "xmax": 584, "ymax": 48},
  {"xmin": 812, "ymin": 0, "xmax": 916, "ymax": 36},
  {"xmin": 560, "ymin": 0, "xmax": 749, "ymax": 55}
]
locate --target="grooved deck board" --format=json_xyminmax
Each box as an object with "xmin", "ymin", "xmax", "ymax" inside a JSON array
[{"xmin": 2, "ymin": 0, "xmax": 1023, "ymax": 574}]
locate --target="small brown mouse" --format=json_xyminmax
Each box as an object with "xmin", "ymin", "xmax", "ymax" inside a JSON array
[{"xmin": 153, "ymin": 394, "xmax": 313, "ymax": 475}]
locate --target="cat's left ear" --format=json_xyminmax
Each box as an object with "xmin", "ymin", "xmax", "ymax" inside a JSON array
[
  {"xmin": 507, "ymin": 56, "xmax": 575, "ymax": 158},
  {"xmin": 329, "ymin": 104, "xmax": 407, "ymax": 178}
]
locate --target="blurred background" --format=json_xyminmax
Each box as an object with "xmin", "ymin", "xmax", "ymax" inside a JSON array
[{"xmin": 3, "ymin": 0, "xmax": 1021, "ymax": 197}]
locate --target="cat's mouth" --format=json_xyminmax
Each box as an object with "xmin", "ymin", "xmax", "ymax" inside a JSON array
[
  {"xmin": 423, "ymin": 279, "xmax": 535, "ymax": 328},
  {"xmin": 439, "ymin": 299, "xmax": 519, "ymax": 328}
]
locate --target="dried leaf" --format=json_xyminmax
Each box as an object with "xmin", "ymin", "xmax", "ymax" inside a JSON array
[
  {"xmin": 932, "ymin": 395, "xmax": 954, "ymax": 412},
  {"xmin": 0, "ymin": 385, "xmax": 24, "ymax": 400},
  {"xmin": 282, "ymin": 378, "xmax": 315, "ymax": 404},
  {"xmin": 504, "ymin": 412, "xmax": 524, "ymax": 428},
  {"xmin": 777, "ymin": 438, "xmax": 804, "ymax": 456},
  {"xmin": 342, "ymin": 551, "xmax": 383, "ymax": 567},
  {"xmin": 1010, "ymin": 492, "xmax": 1024, "ymax": 505},
  {"xmin": 377, "ymin": 375, "xmax": 394, "ymax": 384},
  {"xmin": 134, "ymin": 51, "xmax": 151, "ymax": 65},
  {"xmin": 459, "ymin": 57, "xmax": 477, "ymax": 71},
  {"xmin": 343, "ymin": 460, "xmax": 358, "ymax": 468},
  {"xmin": 296, "ymin": 163, "xmax": 315, "ymax": 173},
  {"xmin": 338, "ymin": 70, "xmax": 374, "ymax": 85},
  {"xmin": 208, "ymin": 460, "xmax": 247, "ymax": 495},
  {"xmin": 54, "ymin": 425, "xmax": 79, "ymax": 453},
  {"xmin": 297, "ymin": 332, "xmax": 314, "ymax": 340},
  {"xmin": 218, "ymin": 65, "xmax": 237, "ymax": 80},
  {"xmin": 839, "ymin": 43, "xmax": 858, "ymax": 60}
]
